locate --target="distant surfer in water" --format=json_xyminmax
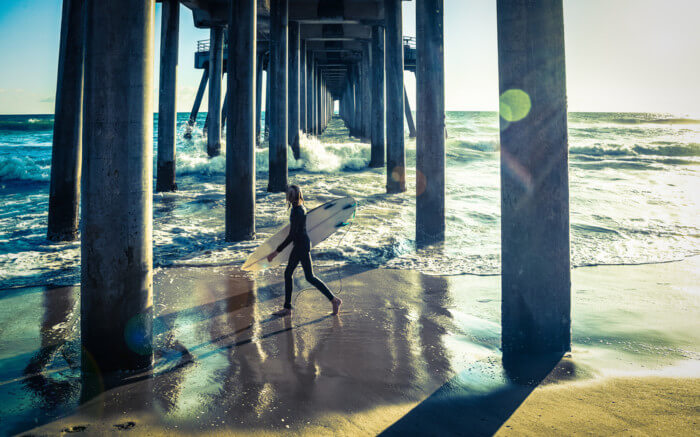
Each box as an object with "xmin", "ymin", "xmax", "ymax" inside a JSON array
[{"xmin": 268, "ymin": 185, "xmax": 342, "ymax": 317}]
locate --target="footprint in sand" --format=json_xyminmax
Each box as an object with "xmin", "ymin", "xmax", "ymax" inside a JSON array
[
  {"xmin": 61, "ymin": 425, "xmax": 88, "ymax": 433},
  {"xmin": 113, "ymin": 421, "xmax": 136, "ymax": 431}
]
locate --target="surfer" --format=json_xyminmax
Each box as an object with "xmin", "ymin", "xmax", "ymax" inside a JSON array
[{"xmin": 267, "ymin": 185, "xmax": 342, "ymax": 317}]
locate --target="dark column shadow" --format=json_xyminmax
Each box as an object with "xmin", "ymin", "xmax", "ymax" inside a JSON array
[{"xmin": 380, "ymin": 352, "xmax": 565, "ymax": 436}]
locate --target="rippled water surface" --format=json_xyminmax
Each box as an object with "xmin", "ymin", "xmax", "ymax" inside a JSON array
[{"xmin": 0, "ymin": 111, "xmax": 698, "ymax": 288}]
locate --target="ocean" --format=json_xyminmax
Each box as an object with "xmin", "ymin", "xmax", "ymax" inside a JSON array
[{"xmin": 0, "ymin": 111, "xmax": 698, "ymax": 289}]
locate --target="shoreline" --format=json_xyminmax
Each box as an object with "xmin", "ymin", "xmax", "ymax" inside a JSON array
[{"xmin": 2, "ymin": 253, "xmax": 699, "ymax": 293}]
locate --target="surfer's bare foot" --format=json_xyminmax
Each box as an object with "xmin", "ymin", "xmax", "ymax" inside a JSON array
[
  {"xmin": 273, "ymin": 308, "xmax": 291, "ymax": 317},
  {"xmin": 332, "ymin": 297, "xmax": 342, "ymax": 315}
]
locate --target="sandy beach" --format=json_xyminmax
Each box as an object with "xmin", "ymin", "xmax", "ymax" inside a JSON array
[{"xmin": 1, "ymin": 256, "xmax": 697, "ymax": 435}]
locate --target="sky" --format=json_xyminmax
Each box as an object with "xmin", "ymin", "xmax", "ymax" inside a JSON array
[{"xmin": 0, "ymin": 0, "xmax": 699, "ymax": 115}]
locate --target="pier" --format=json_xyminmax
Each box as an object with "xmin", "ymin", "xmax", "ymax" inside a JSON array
[{"xmin": 45, "ymin": 0, "xmax": 571, "ymax": 410}]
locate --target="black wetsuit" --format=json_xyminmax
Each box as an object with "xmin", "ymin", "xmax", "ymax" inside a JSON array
[{"xmin": 277, "ymin": 204, "xmax": 334, "ymax": 309}]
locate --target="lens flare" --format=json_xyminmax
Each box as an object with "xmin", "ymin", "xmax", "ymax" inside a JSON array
[
  {"xmin": 499, "ymin": 89, "xmax": 531, "ymax": 122},
  {"xmin": 124, "ymin": 312, "xmax": 154, "ymax": 356}
]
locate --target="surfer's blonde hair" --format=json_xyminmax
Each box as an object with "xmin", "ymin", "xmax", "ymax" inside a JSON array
[{"xmin": 286, "ymin": 184, "xmax": 304, "ymax": 209}]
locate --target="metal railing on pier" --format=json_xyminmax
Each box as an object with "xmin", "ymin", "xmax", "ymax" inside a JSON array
[{"xmin": 196, "ymin": 39, "xmax": 210, "ymax": 52}]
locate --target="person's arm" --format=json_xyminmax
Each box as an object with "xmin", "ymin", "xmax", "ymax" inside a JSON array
[{"xmin": 275, "ymin": 207, "xmax": 304, "ymax": 253}]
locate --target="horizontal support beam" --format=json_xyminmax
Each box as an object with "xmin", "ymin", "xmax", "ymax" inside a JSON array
[
  {"xmin": 305, "ymin": 37, "xmax": 367, "ymax": 41},
  {"xmin": 299, "ymin": 22, "xmax": 372, "ymax": 39}
]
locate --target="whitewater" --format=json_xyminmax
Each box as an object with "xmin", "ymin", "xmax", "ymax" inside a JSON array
[{"xmin": 0, "ymin": 111, "xmax": 698, "ymax": 289}]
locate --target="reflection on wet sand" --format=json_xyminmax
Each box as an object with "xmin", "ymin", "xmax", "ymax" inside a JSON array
[
  {"xmin": 4, "ymin": 258, "xmax": 698, "ymax": 435},
  {"xmin": 3, "ymin": 267, "xmax": 465, "ymax": 434},
  {"xmin": 156, "ymin": 268, "xmax": 458, "ymax": 432},
  {"xmin": 23, "ymin": 286, "xmax": 80, "ymax": 409},
  {"xmin": 0, "ymin": 285, "xmax": 81, "ymax": 435}
]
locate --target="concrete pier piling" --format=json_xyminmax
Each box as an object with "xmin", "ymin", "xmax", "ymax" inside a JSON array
[
  {"xmin": 300, "ymin": 40, "xmax": 306, "ymax": 134},
  {"xmin": 353, "ymin": 65, "xmax": 361, "ymax": 136},
  {"xmin": 184, "ymin": 67, "xmax": 208, "ymax": 139},
  {"xmin": 385, "ymin": 0, "xmax": 406, "ymax": 193},
  {"xmin": 81, "ymin": 0, "xmax": 154, "ymax": 372},
  {"xmin": 288, "ymin": 21, "xmax": 301, "ymax": 159},
  {"xmin": 497, "ymin": 0, "xmax": 571, "ymax": 355},
  {"xmin": 156, "ymin": 0, "xmax": 179, "ymax": 192},
  {"xmin": 226, "ymin": 0, "xmax": 256, "ymax": 241},
  {"xmin": 221, "ymin": 88, "xmax": 230, "ymax": 129},
  {"xmin": 207, "ymin": 26, "xmax": 224, "ymax": 157},
  {"xmin": 404, "ymin": 85, "xmax": 416, "ymax": 138},
  {"xmin": 255, "ymin": 53, "xmax": 263, "ymax": 144},
  {"xmin": 265, "ymin": 59, "xmax": 271, "ymax": 140},
  {"xmin": 268, "ymin": 0, "xmax": 288, "ymax": 192},
  {"xmin": 47, "ymin": 0, "xmax": 85, "ymax": 242},
  {"xmin": 306, "ymin": 50, "xmax": 313, "ymax": 134},
  {"xmin": 316, "ymin": 65, "xmax": 322, "ymax": 134},
  {"xmin": 362, "ymin": 45, "xmax": 372, "ymax": 139},
  {"xmin": 416, "ymin": 0, "xmax": 446, "ymax": 245},
  {"xmin": 370, "ymin": 24, "xmax": 385, "ymax": 168}
]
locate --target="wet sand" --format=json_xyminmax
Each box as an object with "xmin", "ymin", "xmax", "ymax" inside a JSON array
[{"xmin": 1, "ymin": 257, "xmax": 698, "ymax": 435}]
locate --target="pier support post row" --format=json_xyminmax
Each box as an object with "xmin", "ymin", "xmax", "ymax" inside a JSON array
[
  {"xmin": 385, "ymin": 0, "xmax": 406, "ymax": 193},
  {"xmin": 184, "ymin": 67, "xmax": 208, "ymax": 139},
  {"xmin": 207, "ymin": 26, "xmax": 224, "ymax": 157},
  {"xmin": 416, "ymin": 0, "xmax": 445, "ymax": 245},
  {"xmin": 82, "ymin": 0, "xmax": 154, "ymax": 373},
  {"xmin": 227, "ymin": 0, "xmax": 256, "ymax": 241},
  {"xmin": 48, "ymin": 0, "xmax": 85, "ymax": 242},
  {"xmin": 370, "ymin": 25, "xmax": 385, "ymax": 168},
  {"xmin": 288, "ymin": 21, "xmax": 300, "ymax": 159},
  {"xmin": 156, "ymin": 0, "xmax": 179, "ymax": 192},
  {"xmin": 268, "ymin": 0, "xmax": 288, "ymax": 191},
  {"xmin": 497, "ymin": 0, "xmax": 571, "ymax": 356}
]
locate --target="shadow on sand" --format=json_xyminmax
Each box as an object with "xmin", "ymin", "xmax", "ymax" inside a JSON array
[{"xmin": 381, "ymin": 352, "xmax": 570, "ymax": 436}]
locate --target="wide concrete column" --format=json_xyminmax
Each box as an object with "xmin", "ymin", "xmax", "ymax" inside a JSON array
[
  {"xmin": 227, "ymin": 0, "xmax": 256, "ymax": 241},
  {"xmin": 385, "ymin": 0, "xmax": 406, "ymax": 193},
  {"xmin": 48, "ymin": 0, "xmax": 85, "ymax": 242},
  {"xmin": 207, "ymin": 26, "xmax": 224, "ymax": 157},
  {"xmin": 156, "ymin": 0, "xmax": 179, "ymax": 192},
  {"xmin": 82, "ymin": 0, "xmax": 154, "ymax": 372},
  {"xmin": 370, "ymin": 25, "xmax": 385, "ymax": 168},
  {"xmin": 184, "ymin": 67, "xmax": 208, "ymax": 138},
  {"xmin": 300, "ymin": 40, "xmax": 306, "ymax": 134},
  {"xmin": 288, "ymin": 21, "xmax": 300, "ymax": 159},
  {"xmin": 497, "ymin": 0, "xmax": 571, "ymax": 355},
  {"xmin": 416, "ymin": 0, "xmax": 445, "ymax": 245},
  {"xmin": 269, "ymin": 0, "xmax": 288, "ymax": 191}
]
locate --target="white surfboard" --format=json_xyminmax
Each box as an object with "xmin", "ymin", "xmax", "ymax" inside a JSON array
[{"xmin": 242, "ymin": 196, "xmax": 357, "ymax": 272}]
